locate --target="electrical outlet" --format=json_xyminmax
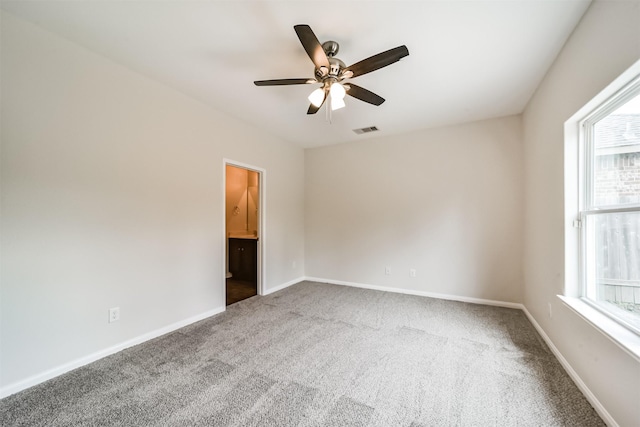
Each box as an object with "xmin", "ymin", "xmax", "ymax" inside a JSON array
[
  {"xmin": 109, "ymin": 307, "xmax": 120, "ymax": 323},
  {"xmin": 548, "ymin": 303, "xmax": 552, "ymax": 318},
  {"xmin": 292, "ymin": 261, "xmax": 296, "ymax": 269},
  {"xmin": 385, "ymin": 266, "xmax": 391, "ymax": 275},
  {"xmin": 410, "ymin": 269, "xmax": 416, "ymax": 277}
]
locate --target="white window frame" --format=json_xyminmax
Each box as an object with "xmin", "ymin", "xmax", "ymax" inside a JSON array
[{"xmin": 562, "ymin": 59, "xmax": 640, "ymax": 361}]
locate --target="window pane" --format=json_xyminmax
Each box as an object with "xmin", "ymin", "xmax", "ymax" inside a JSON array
[
  {"xmin": 593, "ymin": 93, "xmax": 640, "ymax": 207},
  {"xmin": 585, "ymin": 211, "xmax": 640, "ymax": 331}
]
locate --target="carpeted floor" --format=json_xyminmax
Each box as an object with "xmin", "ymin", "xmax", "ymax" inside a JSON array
[{"xmin": 0, "ymin": 281, "xmax": 604, "ymax": 426}]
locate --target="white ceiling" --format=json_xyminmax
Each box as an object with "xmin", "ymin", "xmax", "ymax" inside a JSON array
[{"xmin": 1, "ymin": 0, "xmax": 592, "ymax": 148}]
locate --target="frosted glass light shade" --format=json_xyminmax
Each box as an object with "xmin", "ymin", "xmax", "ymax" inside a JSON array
[
  {"xmin": 330, "ymin": 82, "xmax": 346, "ymax": 100},
  {"xmin": 331, "ymin": 97, "xmax": 346, "ymax": 110},
  {"xmin": 308, "ymin": 88, "xmax": 325, "ymax": 107}
]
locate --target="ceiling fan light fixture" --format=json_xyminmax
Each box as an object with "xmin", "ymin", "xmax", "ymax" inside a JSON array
[
  {"xmin": 254, "ymin": 24, "xmax": 409, "ymax": 116},
  {"xmin": 331, "ymin": 96, "xmax": 346, "ymax": 111},
  {"xmin": 330, "ymin": 82, "xmax": 346, "ymax": 100},
  {"xmin": 308, "ymin": 88, "xmax": 325, "ymax": 107}
]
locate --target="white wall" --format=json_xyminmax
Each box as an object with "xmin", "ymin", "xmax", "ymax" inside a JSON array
[
  {"xmin": 522, "ymin": 1, "xmax": 640, "ymax": 425},
  {"xmin": 0, "ymin": 12, "xmax": 305, "ymax": 392},
  {"xmin": 305, "ymin": 116, "xmax": 524, "ymax": 303}
]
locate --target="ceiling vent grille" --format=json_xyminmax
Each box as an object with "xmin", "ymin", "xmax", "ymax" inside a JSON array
[{"xmin": 353, "ymin": 126, "xmax": 379, "ymax": 135}]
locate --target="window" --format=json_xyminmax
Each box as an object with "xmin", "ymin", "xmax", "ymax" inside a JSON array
[{"xmin": 579, "ymin": 76, "xmax": 640, "ymax": 335}]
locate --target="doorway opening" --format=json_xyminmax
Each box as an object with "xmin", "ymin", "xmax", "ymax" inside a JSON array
[{"xmin": 224, "ymin": 162, "xmax": 262, "ymax": 305}]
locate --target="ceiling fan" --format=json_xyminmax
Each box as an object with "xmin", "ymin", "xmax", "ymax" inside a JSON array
[{"xmin": 254, "ymin": 25, "xmax": 409, "ymax": 115}]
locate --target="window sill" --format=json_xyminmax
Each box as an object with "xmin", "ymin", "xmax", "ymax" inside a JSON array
[{"xmin": 558, "ymin": 295, "xmax": 640, "ymax": 362}]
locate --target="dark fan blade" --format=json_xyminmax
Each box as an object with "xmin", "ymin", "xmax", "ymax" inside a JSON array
[
  {"xmin": 345, "ymin": 83, "xmax": 385, "ymax": 106},
  {"xmin": 294, "ymin": 25, "xmax": 330, "ymax": 70},
  {"xmin": 345, "ymin": 45, "xmax": 409, "ymax": 78},
  {"xmin": 254, "ymin": 78, "xmax": 314, "ymax": 86},
  {"xmin": 307, "ymin": 92, "xmax": 327, "ymax": 114}
]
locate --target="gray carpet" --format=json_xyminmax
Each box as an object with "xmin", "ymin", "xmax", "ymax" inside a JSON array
[{"xmin": 0, "ymin": 281, "xmax": 604, "ymax": 426}]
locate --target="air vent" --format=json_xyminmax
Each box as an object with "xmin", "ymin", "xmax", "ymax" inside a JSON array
[{"xmin": 353, "ymin": 126, "xmax": 379, "ymax": 135}]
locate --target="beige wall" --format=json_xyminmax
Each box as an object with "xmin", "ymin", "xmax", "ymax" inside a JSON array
[
  {"xmin": 305, "ymin": 116, "xmax": 524, "ymax": 303},
  {"xmin": 0, "ymin": 12, "xmax": 305, "ymax": 391},
  {"xmin": 522, "ymin": 1, "xmax": 640, "ymax": 425}
]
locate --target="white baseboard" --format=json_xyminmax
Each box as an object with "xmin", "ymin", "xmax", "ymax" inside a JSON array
[
  {"xmin": 304, "ymin": 276, "xmax": 523, "ymax": 309},
  {"xmin": 521, "ymin": 307, "xmax": 617, "ymax": 427},
  {"xmin": 0, "ymin": 306, "xmax": 225, "ymax": 399},
  {"xmin": 262, "ymin": 276, "xmax": 305, "ymax": 295}
]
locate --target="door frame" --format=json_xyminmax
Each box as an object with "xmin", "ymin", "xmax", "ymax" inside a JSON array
[{"xmin": 222, "ymin": 159, "xmax": 265, "ymax": 300}]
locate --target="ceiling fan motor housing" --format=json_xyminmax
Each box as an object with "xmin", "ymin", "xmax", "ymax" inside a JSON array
[
  {"xmin": 316, "ymin": 58, "xmax": 346, "ymax": 83},
  {"xmin": 328, "ymin": 57, "xmax": 345, "ymax": 76},
  {"xmin": 313, "ymin": 41, "xmax": 345, "ymax": 81}
]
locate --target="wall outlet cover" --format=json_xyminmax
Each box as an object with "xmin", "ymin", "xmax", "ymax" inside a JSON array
[{"xmin": 109, "ymin": 307, "xmax": 120, "ymax": 323}]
